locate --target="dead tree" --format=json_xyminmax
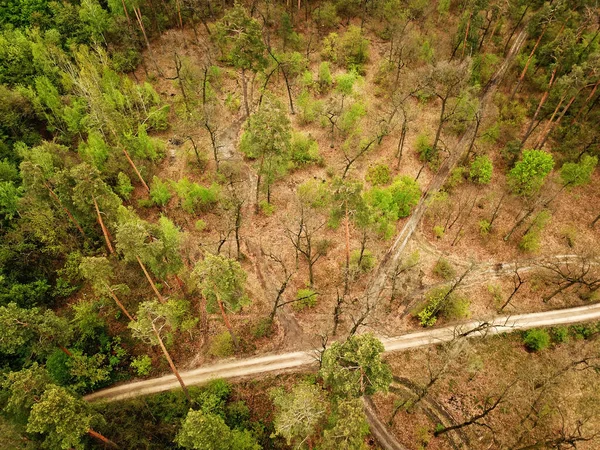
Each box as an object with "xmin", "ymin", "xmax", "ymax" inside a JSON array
[
  {"xmin": 540, "ymin": 256, "xmax": 600, "ymax": 303},
  {"xmin": 500, "ymin": 264, "xmax": 526, "ymax": 311}
]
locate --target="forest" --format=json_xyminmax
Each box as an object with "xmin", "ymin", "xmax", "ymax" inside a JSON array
[{"xmin": 1, "ymin": 0, "xmax": 600, "ymax": 448}]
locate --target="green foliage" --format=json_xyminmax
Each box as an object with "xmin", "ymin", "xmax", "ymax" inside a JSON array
[
  {"xmin": 258, "ymin": 199, "xmax": 275, "ymax": 216},
  {"xmin": 519, "ymin": 210, "xmax": 551, "ymax": 253},
  {"xmin": 297, "ymin": 90, "xmax": 323, "ymax": 124},
  {"xmin": 209, "ymin": 332, "xmax": 235, "ymax": 358},
  {"xmin": 175, "ymin": 409, "xmax": 260, "ymax": 450},
  {"xmin": 290, "ymin": 132, "xmax": 321, "ymax": 167},
  {"xmin": 293, "ymin": 288, "xmax": 318, "ymax": 311},
  {"xmin": 270, "ymin": 382, "xmax": 326, "ymax": 446},
  {"xmin": 415, "ymin": 287, "xmax": 470, "ymax": 327},
  {"xmin": 479, "ymin": 219, "xmax": 491, "ymax": 235},
  {"xmin": 192, "ymin": 253, "xmax": 248, "ymax": 313},
  {"xmin": 214, "ymin": 4, "xmax": 267, "ymax": 73},
  {"xmin": 437, "ymin": 0, "xmax": 450, "ymax": 17},
  {"xmin": 130, "ymin": 355, "xmax": 153, "ymax": 376},
  {"xmin": 321, "ymin": 399, "xmax": 369, "ymax": 450},
  {"xmin": 27, "ymin": 385, "xmax": 101, "ymax": 450},
  {"xmin": 416, "ymin": 133, "xmax": 436, "ymax": 163},
  {"xmin": 150, "ymin": 176, "xmax": 172, "ymax": 207},
  {"xmin": 320, "ymin": 333, "xmax": 392, "ymax": 397},
  {"xmin": 366, "ymin": 164, "xmax": 391, "ymax": 186},
  {"xmin": 433, "ymin": 258, "xmax": 456, "ymax": 280},
  {"xmin": 335, "ymin": 70, "xmax": 360, "ymax": 96},
  {"xmin": 508, "ymin": 150, "xmax": 555, "ymax": 196},
  {"xmin": 195, "ymin": 219, "xmax": 207, "ymax": 232},
  {"xmin": 469, "ymin": 155, "xmax": 493, "ymax": 184},
  {"xmin": 115, "ymin": 172, "xmax": 134, "ymax": 199},
  {"xmin": 129, "ymin": 299, "xmax": 197, "ymax": 347},
  {"xmin": 173, "ymin": 179, "xmax": 219, "ymax": 214},
  {"xmin": 523, "ymin": 329, "xmax": 551, "ymax": 351},
  {"xmin": 350, "ymin": 249, "xmax": 376, "ymax": 273},
  {"xmin": 560, "ymin": 154, "xmax": 597, "ymax": 187},
  {"xmin": 312, "ymin": 2, "xmax": 339, "ymax": 29},
  {"xmin": 433, "ymin": 225, "xmax": 445, "ymax": 239},
  {"xmin": 366, "ymin": 176, "xmax": 421, "ymax": 226},
  {"xmin": 338, "ymin": 26, "xmax": 369, "ymax": 72},
  {"xmin": 551, "ymin": 327, "xmax": 569, "ymax": 344},
  {"xmin": 318, "ymin": 62, "xmax": 333, "ymax": 92}
]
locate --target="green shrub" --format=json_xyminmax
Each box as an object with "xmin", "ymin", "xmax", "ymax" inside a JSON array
[
  {"xmin": 551, "ymin": 327, "xmax": 569, "ymax": 344},
  {"xmin": 508, "ymin": 149, "xmax": 555, "ymax": 197},
  {"xmin": 469, "ymin": 155, "xmax": 493, "ymax": 184},
  {"xmin": 259, "ymin": 200, "xmax": 275, "ymax": 216},
  {"xmin": 523, "ymin": 329, "xmax": 551, "ymax": 351},
  {"xmin": 150, "ymin": 176, "xmax": 172, "ymax": 206},
  {"xmin": 479, "ymin": 219, "xmax": 491, "ymax": 235},
  {"xmin": 414, "ymin": 287, "xmax": 470, "ymax": 327},
  {"xmin": 173, "ymin": 178, "xmax": 219, "ymax": 214},
  {"xmin": 195, "ymin": 219, "xmax": 207, "ymax": 231},
  {"xmin": 297, "ymin": 90, "xmax": 323, "ymax": 124},
  {"xmin": 366, "ymin": 164, "xmax": 391, "ymax": 186},
  {"xmin": 433, "ymin": 225, "xmax": 445, "ymax": 239},
  {"xmin": 318, "ymin": 62, "xmax": 333, "ymax": 92},
  {"xmin": 116, "ymin": 172, "xmax": 134, "ymax": 199},
  {"xmin": 560, "ymin": 226, "xmax": 577, "ymax": 248},
  {"xmin": 339, "ymin": 26, "xmax": 369, "ymax": 72},
  {"xmin": 130, "ymin": 355, "xmax": 153, "ymax": 376},
  {"xmin": 252, "ymin": 318, "xmax": 273, "ymax": 339},
  {"xmin": 209, "ymin": 332, "xmax": 235, "ymax": 357},
  {"xmin": 350, "ymin": 249, "xmax": 376, "ymax": 273},
  {"xmin": 293, "ymin": 288, "xmax": 318, "ymax": 311},
  {"xmin": 519, "ymin": 210, "xmax": 551, "ymax": 253},
  {"xmin": 312, "ymin": 2, "xmax": 339, "ymax": 29},
  {"xmin": 433, "ymin": 258, "xmax": 456, "ymax": 280},
  {"xmin": 416, "ymin": 133, "xmax": 436, "ymax": 163},
  {"xmin": 290, "ymin": 133, "xmax": 321, "ymax": 166}
]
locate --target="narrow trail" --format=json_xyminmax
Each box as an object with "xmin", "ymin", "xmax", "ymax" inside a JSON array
[
  {"xmin": 364, "ymin": 28, "xmax": 529, "ymax": 304},
  {"xmin": 85, "ymin": 301, "xmax": 600, "ymax": 403}
]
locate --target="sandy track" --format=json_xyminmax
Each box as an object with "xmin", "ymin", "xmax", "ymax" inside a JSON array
[{"xmin": 85, "ymin": 302, "xmax": 600, "ymax": 403}]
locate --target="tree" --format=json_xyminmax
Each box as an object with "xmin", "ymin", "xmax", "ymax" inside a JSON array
[
  {"xmin": 79, "ymin": 257, "xmax": 133, "ymax": 321},
  {"xmin": 319, "ymin": 333, "xmax": 392, "ymax": 398},
  {"xmin": 270, "ymin": 382, "xmax": 327, "ymax": 447},
  {"xmin": 508, "ymin": 149, "xmax": 555, "ymax": 197},
  {"xmin": 560, "ymin": 154, "xmax": 598, "ymax": 188},
  {"xmin": 192, "ymin": 253, "xmax": 248, "ymax": 349},
  {"xmin": 240, "ymin": 93, "xmax": 291, "ymax": 210},
  {"xmin": 27, "ymin": 385, "xmax": 116, "ymax": 449},
  {"xmin": 128, "ymin": 299, "xmax": 197, "ymax": 403},
  {"xmin": 175, "ymin": 409, "xmax": 259, "ymax": 450},
  {"xmin": 320, "ymin": 399, "xmax": 369, "ymax": 449},
  {"xmin": 421, "ymin": 60, "xmax": 471, "ymax": 158},
  {"xmin": 469, "ymin": 154, "xmax": 493, "ymax": 183},
  {"xmin": 0, "ymin": 302, "xmax": 72, "ymax": 357},
  {"xmin": 214, "ymin": 4, "xmax": 267, "ymax": 117}
]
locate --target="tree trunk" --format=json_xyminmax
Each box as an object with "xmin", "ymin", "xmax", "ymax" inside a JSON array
[
  {"xmin": 521, "ymin": 66, "xmax": 558, "ymax": 147},
  {"xmin": 136, "ymin": 255, "xmax": 165, "ymax": 303},
  {"xmin": 93, "ymin": 197, "xmax": 114, "ymax": 255},
  {"xmin": 241, "ymin": 69, "xmax": 250, "ymax": 117},
  {"xmin": 151, "ymin": 321, "xmax": 192, "ymax": 404},
  {"xmin": 510, "ymin": 25, "xmax": 548, "ymax": 100},
  {"xmin": 534, "ymin": 92, "xmax": 567, "ymax": 148},
  {"xmin": 503, "ymin": 5, "xmax": 529, "ymax": 55},
  {"xmin": 572, "ymin": 78, "xmax": 600, "ymax": 124},
  {"xmin": 88, "ymin": 429, "xmax": 118, "ymax": 448},
  {"xmin": 106, "ymin": 284, "xmax": 135, "ymax": 321},
  {"xmin": 432, "ymin": 97, "xmax": 447, "ymax": 154},
  {"xmin": 133, "ymin": 7, "xmax": 161, "ymax": 75},
  {"xmin": 461, "ymin": 13, "xmax": 472, "ymax": 59},
  {"xmin": 344, "ymin": 204, "xmax": 351, "ymax": 296},
  {"xmin": 590, "ymin": 213, "xmax": 600, "ymax": 228},
  {"xmin": 122, "ymin": 147, "xmax": 150, "ymax": 192},
  {"xmin": 216, "ymin": 296, "xmax": 240, "ymax": 350},
  {"xmin": 396, "ymin": 118, "xmax": 407, "ymax": 169}
]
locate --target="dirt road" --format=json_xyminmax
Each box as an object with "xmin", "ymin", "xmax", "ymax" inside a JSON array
[{"xmin": 85, "ymin": 302, "xmax": 600, "ymax": 403}]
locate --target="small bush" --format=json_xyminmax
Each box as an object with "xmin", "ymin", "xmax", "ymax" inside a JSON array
[
  {"xmin": 195, "ymin": 219, "xmax": 207, "ymax": 231},
  {"xmin": 173, "ymin": 178, "xmax": 219, "ymax": 214},
  {"xmin": 252, "ymin": 318, "xmax": 273, "ymax": 339},
  {"xmin": 318, "ymin": 62, "xmax": 333, "ymax": 92},
  {"xmin": 560, "ymin": 226, "xmax": 577, "ymax": 248},
  {"xmin": 433, "ymin": 258, "xmax": 456, "ymax": 280},
  {"xmin": 209, "ymin": 332, "xmax": 234, "ymax": 357},
  {"xmin": 479, "ymin": 219, "xmax": 491, "ymax": 235},
  {"xmin": 350, "ymin": 249, "xmax": 376, "ymax": 273},
  {"xmin": 130, "ymin": 355, "xmax": 153, "ymax": 376},
  {"xmin": 433, "ymin": 225, "xmax": 445, "ymax": 239},
  {"xmin": 416, "ymin": 133, "xmax": 436, "ymax": 163},
  {"xmin": 469, "ymin": 155, "xmax": 493, "ymax": 184},
  {"xmin": 523, "ymin": 329, "xmax": 551, "ymax": 351},
  {"xmin": 259, "ymin": 200, "xmax": 275, "ymax": 216},
  {"xmin": 551, "ymin": 327, "xmax": 569, "ymax": 344},
  {"xmin": 291, "ymin": 133, "xmax": 321, "ymax": 167},
  {"xmin": 519, "ymin": 210, "xmax": 551, "ymax": 253},
  {"xmin": 150, "ymin": 176, "xmax": 172, "ymax": 206},
  {"xmin": 297, "ymin": 90, "xmax": 323, "ymax": 124},
  {"xmin": 293, "ymin": 288, "xmax": 318, "ymax": 311},
  {"xmin": 116, "ymin": 172, "xmax": 134, "ymax": 199},
  {"xmin": 366, "ymin": 164, "xmax": 391, "ymax": 186},
  {"xmin": 487, "ymin": 284, "xmax": 503, "ymax": 307}
]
